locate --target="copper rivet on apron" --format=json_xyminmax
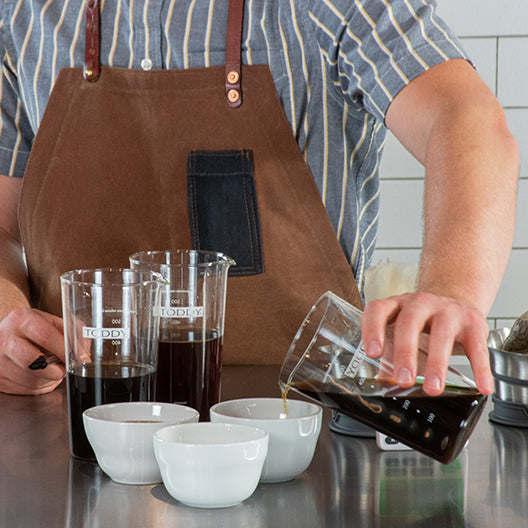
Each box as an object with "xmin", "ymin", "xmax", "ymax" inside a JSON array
[
  {"xmin": 227, "ymin": 71, "xmax": 239, "ymax": 84},
  {"xmin": 84, "ymin": 68, "xmax": 93, "ymax": 77},
  {"xmin": 227, "ymin": 89, "xmax": 240, "ymax": 103}
]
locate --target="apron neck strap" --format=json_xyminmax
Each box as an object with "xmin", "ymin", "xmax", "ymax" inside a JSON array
[
  {"xmin": 83, "ymin": 0, "xmax": 246, "ymax": 108},
  {"xmin": 84, "ymin": 0, "xmax": 100, "ymax": 81},
  {"xmin": 225, "ymin": 0, "xmax": 245, "ymax": 108}
]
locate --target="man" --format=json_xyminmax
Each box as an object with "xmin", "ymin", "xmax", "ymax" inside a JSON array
[{"xmin": 0, "ymin": 1, "xmax": 518, "ymax": 396}]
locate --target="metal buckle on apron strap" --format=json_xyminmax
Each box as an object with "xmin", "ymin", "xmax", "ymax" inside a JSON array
[{"xmin": 84, "ymin": 0, "xmax": 100, "ymax": 81}]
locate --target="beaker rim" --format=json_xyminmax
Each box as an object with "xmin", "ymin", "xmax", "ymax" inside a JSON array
[
  {"xmin": 129, "ymin": 249, "xmax": 236, "ymax": 268},
  {"xmin": 60, "ymin": 267, "xmax": 160, "ymax": 287},
  {"xmin": 279, "ymin": 291, "xmax": 339, "ymax": 388}
]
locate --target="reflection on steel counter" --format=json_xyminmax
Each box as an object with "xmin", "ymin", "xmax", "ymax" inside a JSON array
[
  {"xmin": 325, "ymin": 431, "xmax": 466, "ymax": 527},
  {"xmin": 489, "ymin": 424, "xmax": 528, "ymax": 522},
  {"xmin": 376, "ymin": 452, "xmax": 465, "ymax": 525}
]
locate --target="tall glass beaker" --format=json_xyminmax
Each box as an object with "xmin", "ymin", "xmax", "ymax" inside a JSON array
[{"xmin": 130, "ymin": 250, "xmax": 234, "ymax": 419}]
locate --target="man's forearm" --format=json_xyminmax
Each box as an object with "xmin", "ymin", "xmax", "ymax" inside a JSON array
[
  {"xmin": 418, "ymin": 98, "xmax": 519, "ymax": 316},
  {"xmin": 0, "ymin": 175, "xmax": 31, "ymax": 319},
  {"xmin": 0, "ymin": 230, "xmax": 31, "ymax": 320},
  {"xmin": 386, "ymin": 59, "xmax": 519, "ymax": 315}
]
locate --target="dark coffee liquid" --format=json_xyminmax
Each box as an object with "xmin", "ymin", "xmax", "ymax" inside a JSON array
[
  {"xmin": 67, "ymin": 362, "xmax": 155, "ymax": 460},
  {"xmin": 288, "ymin": 379, "xmax": 487, "ymax": 464},
  {"xmin": 156, "ymin": 330, "xmax": 222, "ymax": 420},
  {"xmin": 122, "ymin": 420, "xmax": 163, "ymax": 423}
]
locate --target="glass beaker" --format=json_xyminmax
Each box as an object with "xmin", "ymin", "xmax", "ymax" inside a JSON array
[
  {"xmin": 61, "ymin": 268, "xmax": 162, "ymax": 460},
  {"xmin": 129, "ymin": 250, "xmax": 235, "ymax": 419},
  {"xmin": 279, "ymin": 291, "xmax": 488, "ymax": 464}
]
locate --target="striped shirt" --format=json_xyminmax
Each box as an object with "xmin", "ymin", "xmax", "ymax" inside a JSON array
[{"xmin": 0, "ymin": 0, "xmax": 468, "ymax": 289}]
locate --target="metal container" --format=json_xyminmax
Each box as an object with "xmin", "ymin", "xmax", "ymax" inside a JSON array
[{"xmin": 488, "ymin": 328, "xmax": 528, "ymax": 405}]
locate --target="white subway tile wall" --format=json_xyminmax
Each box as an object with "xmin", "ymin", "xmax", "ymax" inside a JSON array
[{"xmin": 374, "ymin": 0, "xmax": 528, "ymax": 328}]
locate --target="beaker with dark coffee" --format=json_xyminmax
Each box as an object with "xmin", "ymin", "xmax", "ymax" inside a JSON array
[
  {"xmin": 61, "ymin": 268, "xmax": 162, "ymax": 460},
  {"xmin": 130, "ymin": 250, "xmax": 234, "ymax": 420},
  {"xmin": 279, "ymin": 292, "xmax": 487, "ymax": 464}
]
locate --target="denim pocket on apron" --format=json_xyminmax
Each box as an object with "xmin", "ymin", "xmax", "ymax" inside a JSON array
[{"xmin": 187, "ymin": 150, "xmax": 264, "ymax": 276}]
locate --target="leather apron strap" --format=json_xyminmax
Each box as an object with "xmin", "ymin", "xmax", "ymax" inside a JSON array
[
  {"xmin": 224, "ymin": 0, "xmax": 244, "ymax": 107},
  {"xmin": 18, "ymin": 2, "xmax": 362, "ymax": 365},
  {"xmin": 84, "ymin": 0, "xmax": 243, "ymax": 108},
  {"xmin": 84, "ymin": 0, "xmax": 100, "ymax": 81}
]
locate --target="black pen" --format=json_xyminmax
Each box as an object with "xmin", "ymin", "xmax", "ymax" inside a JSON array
[{"xmin": 28, "ymin": 355, "xmax": 62, "ymax": 370}]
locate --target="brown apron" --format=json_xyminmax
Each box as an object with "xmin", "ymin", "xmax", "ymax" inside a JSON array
[{"xmin": 18, "ymin": 0, "xmax": 362, "ymax": 365}]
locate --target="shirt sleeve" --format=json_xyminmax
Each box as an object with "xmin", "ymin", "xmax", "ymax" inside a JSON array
[
  {"xmin": 0, "ymin": 15, "xmax": 34, "ymax": 178},
  {"xmin": 305, "ymin": 0, "xmax": 470, "ymax": 123}
]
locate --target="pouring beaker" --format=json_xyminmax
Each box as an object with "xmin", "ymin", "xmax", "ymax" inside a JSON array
[
  {"xmin": 279, "ymin": 291, "xmax": 488, "ymax": 464},
  {"xmin": 129, "ymin": 250, "xmax": 235, "ymax": 419}
]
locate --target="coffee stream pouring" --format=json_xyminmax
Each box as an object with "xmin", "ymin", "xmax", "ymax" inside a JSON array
[{"xmin": 279, "ymin": 292, "xmax": 488, "ymax": 464}]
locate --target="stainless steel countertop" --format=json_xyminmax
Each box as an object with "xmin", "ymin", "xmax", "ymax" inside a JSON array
[{"xmin": 1, "ymin": 365, "xmax": 527, "ymax": 528}]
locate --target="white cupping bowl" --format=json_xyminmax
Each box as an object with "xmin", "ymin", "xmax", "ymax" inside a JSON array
[
  {"xmin": 83, "ymin": 402, "xmax": 199, "ymax": 485},
  {"xmin": 153, "ymin": 422, "xmax": 269, "ymax": 508},
  {"xmin": 210, "ymin": 398, "xmax": 322, "ymax": 483}
]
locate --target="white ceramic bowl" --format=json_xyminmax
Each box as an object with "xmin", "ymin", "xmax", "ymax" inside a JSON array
[
  {"xmin": 83, "ymin": 402, "xmax": 199, "ymax": 485},
  {"xmin": 210, "ymin": 398, "xmax": 322, "ymax": 483},
  {"xmin": 153, "ymin": 422, "xmax": 268, "ymax": 508}
]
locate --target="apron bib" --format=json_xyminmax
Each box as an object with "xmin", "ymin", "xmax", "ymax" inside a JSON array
[{"xmin": 18, "ymin": 0, "xmax": 362, "ymax": 365}]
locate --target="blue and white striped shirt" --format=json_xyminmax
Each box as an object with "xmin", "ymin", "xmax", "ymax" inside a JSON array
[{"xmin": 0, "ymin": 0, "xmax": 468, "ymax": 288}]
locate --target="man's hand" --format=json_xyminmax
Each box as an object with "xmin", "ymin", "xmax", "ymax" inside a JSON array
[
  {"xmin": 377, "ymin": 59, "xmax": 518, "ymax": 397},
  {"xmin": 0, "ymin": 176, "xmax": 65, "ymax": 395},
  {"xmin": 361, "ymin": 292, "xmax": 493, "ymax": 396},
  {"xmin": 0, "ymin": 308, "xmax": 66, "ymax": 395}
]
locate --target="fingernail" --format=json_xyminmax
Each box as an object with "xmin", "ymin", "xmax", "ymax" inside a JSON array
[
  {"xmin": 427, "ymin": 375, "xmax": 441, "ymax": 392},
  {"xmin": 482, "ymin": 378, "xmax": 495, "ymax": 395},
  {"xmin": 366, "ymin": 340, "xmax": 382, "ymax": 357},
  {"xmin": 397, "ymin": 368, "xmax": 413, "ymax": 385},
  {"xmin": 28, "ymin": 355, "xmax": 48, "ymax": 370}
]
